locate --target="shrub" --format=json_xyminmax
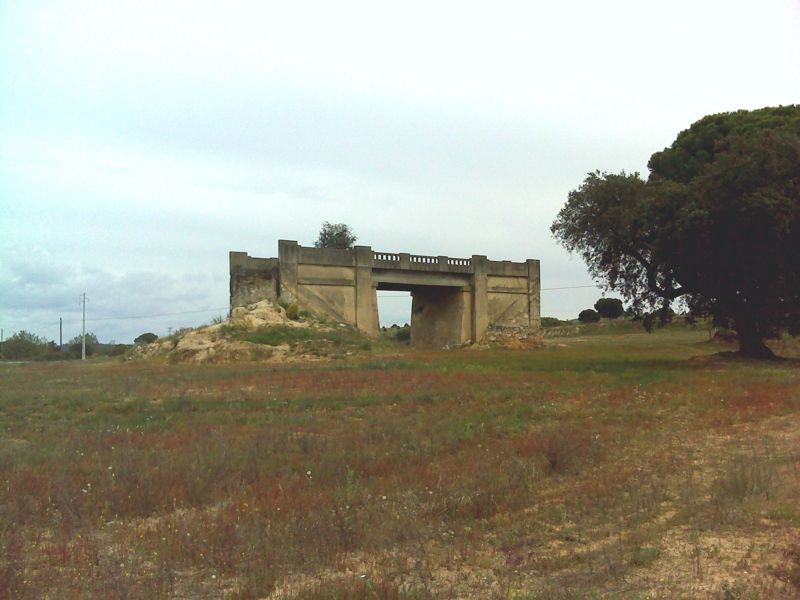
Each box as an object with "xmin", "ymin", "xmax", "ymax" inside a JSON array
[
  {"xmin": 395, "ymin": 325, "xmax": 411, "ymax": 343},
  {"xmin": 284, "ymin": 303, "xmax": 300, "ymax": 321},
  {"xmin": 109, "ymin": 344, "xmax": 129, "ymax": 357},
  {"xmin": 1, "ymin": 330, "xmax": 47, "ymax": 360},
  {"xmin": 67, "ymin": 333, "xmax": 98, "ymax": 357},
  {"xmin": 578, "ymin": 309, "xmax": 600, "ymax": 323}
]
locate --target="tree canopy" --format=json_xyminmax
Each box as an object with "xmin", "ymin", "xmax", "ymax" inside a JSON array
[
  {"xmin": 551, "ymin": 105, "xmax": 800, "ymax": 358},
  {"xmin": 1, "ymin": 330, "xmax": 48, "ymax": 360},
  {"xmin": 578, "ymin": 309, "xmax": 600, "ymax": 323},
  {"xmin": 134, "ymin": 332, "xmax": 159, "ymax": 345},
  {"xmin": 69, "ymin": 333, "xmax": 98, "ymax": 356},
  {"xmin": 594, "ymin": 298, "xmax": 624, "ymax": 319},
  {"xmin": 314, "ymin": 222, "xmax": 357, "ymax": 250}
]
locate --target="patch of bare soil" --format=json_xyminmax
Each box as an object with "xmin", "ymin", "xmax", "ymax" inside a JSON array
[
  {"xmin": 626, "ymin": 413, "xmax": 800, "ymax": 598},
  {"xmin": 129, "ymin": 300, "xmax": 316, "ymax": 364},
  {"xmin": 513, "ymin": 413, "xmax": 800, "ymax": 598}
]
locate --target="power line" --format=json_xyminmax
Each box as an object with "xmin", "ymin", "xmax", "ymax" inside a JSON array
[
  {"xmin": 83, "ymin": 307, "xmax": 230, "ymax": 322},
  {"xmin": 39, "ymin": 307, "xmax": 230, "ymax": 328},
  {"xmin": 23, "ymin": 285, "xmax": 602, "ymax": 330}
]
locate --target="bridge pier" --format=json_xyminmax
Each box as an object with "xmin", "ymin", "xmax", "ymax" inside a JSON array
[
  {"xmin": 354, "ymin": 246, "xmax": 379, "ymax": 337},
  {"xmin": 410, "ymin": 287, "xmax": 472, "ymax": 348},
  {"xmin": 471, "ymin": 255, "xmax": 489, "ymax": 343}
]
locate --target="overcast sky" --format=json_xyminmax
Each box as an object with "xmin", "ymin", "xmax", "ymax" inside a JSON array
[{"xmin": 1, "ymin": 0, "xmax": 798, "ymax": 343}]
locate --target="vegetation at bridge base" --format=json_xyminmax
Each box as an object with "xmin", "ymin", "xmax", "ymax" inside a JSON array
[
  {"xmin": 551, "ymin": 105, "xmax": 800, "ymax": 359},
  {"xmin": 2, "ymin": 328, "xmax": 800, "ymax": 597}
]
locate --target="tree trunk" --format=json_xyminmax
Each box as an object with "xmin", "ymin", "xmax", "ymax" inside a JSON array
[{"xmin": 735, "ymin": 316, "xmax": 775, "ymax": 359}]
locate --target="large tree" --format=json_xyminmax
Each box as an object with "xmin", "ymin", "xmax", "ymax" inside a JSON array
[{"xmin": 551, "ymin": 106, "xmax": 800, "ymax": 358}]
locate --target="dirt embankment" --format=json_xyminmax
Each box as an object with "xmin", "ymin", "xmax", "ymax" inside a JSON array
[{"xmin": 129, "ymin": 300, "xmax": 320, "ymax": 364}]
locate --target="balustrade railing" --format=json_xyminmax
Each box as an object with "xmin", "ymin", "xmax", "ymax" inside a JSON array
[
  {"xmin": 373, "ymin": 251, "xmax": 472, "ymax": 270},
  {"xmin": 447, "ymin": 258, "xmax": 471, "ymax": 266}
]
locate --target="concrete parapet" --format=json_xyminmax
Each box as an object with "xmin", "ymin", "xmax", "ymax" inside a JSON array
[
  {"xmin": 354, "ymin": 246, "xmax": 379, "ymax": 336},
  {"xmin": 527, "ymin": 259, "xmax": 541, "ymax": 329}
]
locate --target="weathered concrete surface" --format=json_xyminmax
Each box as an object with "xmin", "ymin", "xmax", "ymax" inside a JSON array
[
  {"xmin": 230, "ymin": 241, "xmax": 540, "ymax": 348},
  {"xmin": 411, "ymin": 287, "xmax": 472, "ymax": 348},
  {"xmin": 229, "ymin": 252, "xmax": 279, "ymax": 308}
]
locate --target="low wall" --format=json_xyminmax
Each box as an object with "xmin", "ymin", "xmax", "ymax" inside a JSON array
[{"xmin": 229, "ymin": 252, "xmax": 279, "ymax": 308}]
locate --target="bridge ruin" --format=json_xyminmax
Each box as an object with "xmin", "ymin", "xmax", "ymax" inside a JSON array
[{"xmin": 230, "ymin": 240, "xmax": 540, "ymax": 348}]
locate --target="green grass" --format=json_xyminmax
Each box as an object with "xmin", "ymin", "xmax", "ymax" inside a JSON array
[
  {"xmin": 224, "ymin": 322, "xmax": 374, "ymax": 356},
  {"xmin": 243, "ymin": 324, "xmax": 317, "ymax": 346},
  {"xmin": 1, "ymin": 328, "xmax": 799, "ymax": 598}
]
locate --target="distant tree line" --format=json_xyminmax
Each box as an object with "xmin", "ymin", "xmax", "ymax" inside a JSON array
[{"xmin": 0, "ymin": 330, "xmax": 129, "ymax": 361}]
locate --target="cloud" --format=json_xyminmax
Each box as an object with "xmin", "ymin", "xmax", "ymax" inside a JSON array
[
  {"xmin": 0, "ymin": 245, "xmax": 226, "ymax": 343},
  {"xmin": 0, "ymin": 0, "xmax": 796, "ymax": 341}
]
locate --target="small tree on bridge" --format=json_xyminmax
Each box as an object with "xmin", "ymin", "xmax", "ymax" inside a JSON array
[{"xmin": 314, "ymin": 222, "xmax": 357, "ymax": 250}]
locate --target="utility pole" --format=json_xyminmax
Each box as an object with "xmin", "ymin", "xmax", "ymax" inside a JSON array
[
  {"xmin": 81, "ymin": 292, "xmax": 87, "ymax": 361},
  {"xmin": 0, "ymin": 327, "xmax": 4, "ymax": 360},
  {"xmin": 59, "ymin": 317, "xmax": 63, "ymax": 352}
]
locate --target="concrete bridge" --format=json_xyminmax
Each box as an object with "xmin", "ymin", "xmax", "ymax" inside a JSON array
[{"xmin": 230, "ymin": 240, "xmax": 540, "ymax": 348}]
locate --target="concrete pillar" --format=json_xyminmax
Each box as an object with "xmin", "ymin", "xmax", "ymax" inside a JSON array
[
  {"xmin": 471, "ymin": 255, "xmax": 489, "ymax": 342},
  {"xmin": 411, "ymin": 287, "xmax": 469, "ymax": 348},
  {"xmin": 278, "ymin": 240, "xmax": 299, "ymax": 300},
  {"xmin": 354, "ymin": 246, "xmax": 379, "ymax": 336},
  {"xmin": 229, "ymin": 252, "xmax": 246, "ymax": 310},
  {"xmin": 527, "ymin": 259, "xmax": 541, "ymax": 329},
  {"xmin": 399, "ymin": 253, "xmax": 410, "ymax": 269},
  {"xmin": 437, "ymin": 256, "xmax": 448, "ymax": 271}
]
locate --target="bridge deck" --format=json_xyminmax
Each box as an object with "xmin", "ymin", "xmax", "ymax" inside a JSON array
[{"xmin": 373, "ymin": 269, "xmax": 471, "ymax": 290}]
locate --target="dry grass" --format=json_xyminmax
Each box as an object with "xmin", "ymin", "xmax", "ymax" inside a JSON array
[{"xmin": 1, "ymin": 329, "xmax": 799, "ymax": 598}]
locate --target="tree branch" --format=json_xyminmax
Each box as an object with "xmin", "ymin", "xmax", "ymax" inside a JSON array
[{"xmin": 624, "ymin": 246, "xmax": 690, "ymax": 300}]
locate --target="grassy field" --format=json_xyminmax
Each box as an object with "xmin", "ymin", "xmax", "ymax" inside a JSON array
[{"xmin": 1, "ymin": 327, "xmax": 800, "ymax": 598}]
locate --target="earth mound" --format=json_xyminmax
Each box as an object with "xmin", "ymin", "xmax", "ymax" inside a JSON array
[{"xmin": 130, "ymin": 300, "xmax": 366, "ymax": 364}]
